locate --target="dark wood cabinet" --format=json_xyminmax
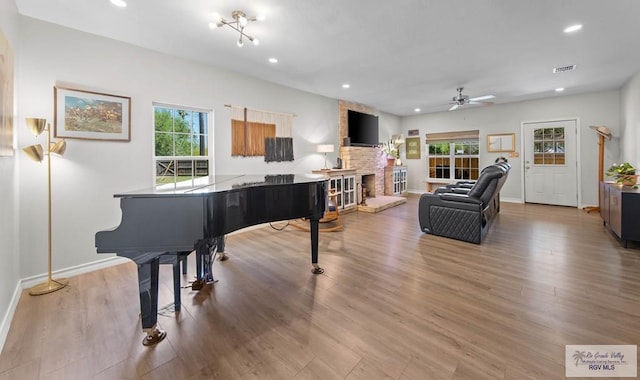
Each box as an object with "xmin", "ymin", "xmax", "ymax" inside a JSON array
[{"xmin": 600, "ymin": 181, "xmax": 640, "ymax": 247}]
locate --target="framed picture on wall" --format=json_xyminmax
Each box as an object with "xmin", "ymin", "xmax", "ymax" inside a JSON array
[
  {"xmin": 54, "ymin": 86, "xmax": 131, "ymax": 141},
  {"xmin": 487, "ymin": 133, "xmax": 515, "ymax": 152},
  {"xmin": 406, "ymin": 137, "xmax": 421, "ymax": 159},
  {"xmin": 0, "ymin": 29, "xmax": 15, "ymax": 156}
]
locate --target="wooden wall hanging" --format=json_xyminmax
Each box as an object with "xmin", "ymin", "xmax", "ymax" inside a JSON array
[{"xmin": 228, "ymin": 105, "xmax": 295, "ymax": 162}]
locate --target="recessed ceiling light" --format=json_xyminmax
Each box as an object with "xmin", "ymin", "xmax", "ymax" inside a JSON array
[
  {"xmin": 342, "ymin": 83, "xmax": 350, "ymax": 89},
  {"xmin": 555, "ymin": 87, "xmax": 565, "ymax": 92},
  {"xmin": 110, "ymin": 0, "xmax": 127, "ymax": 8},
  {"xmin": 268, "ymin": 57, "xmax": 278, "ymax": 64},
  {"xmin": 414, "ymin": 108, "xmax": 421, "ymax": 113},
  {"xmin": 563, "ymin": 24, "xmax": 583, "ymax": 33}
]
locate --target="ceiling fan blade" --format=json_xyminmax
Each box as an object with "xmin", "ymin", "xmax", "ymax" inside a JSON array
[
  {"xmin": 468, "ymin": 101, "xmax": 495, "ymax": 106},
  {"xmin": 469, "ymin": 95, "xmax": 495, "ymax": 102},
  {"xmin": 449, "ymin": 104, "xmax": 459, "ymax": 111}
]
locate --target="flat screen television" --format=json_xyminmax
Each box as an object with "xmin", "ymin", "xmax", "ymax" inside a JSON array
[{"xmin": 347, "ymin": 110, "xmax": 379, "ymax": 147}]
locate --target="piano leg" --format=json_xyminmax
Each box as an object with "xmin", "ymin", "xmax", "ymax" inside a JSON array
[
  {"xmin": 310, "ymin": 217, "xmax": 324, "ymax": 274},
  {"xmin": 138, "ymin": 258, "xmax": 167, "ymax": 346}
]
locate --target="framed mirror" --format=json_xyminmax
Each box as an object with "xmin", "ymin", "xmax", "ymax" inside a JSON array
[{"xmin": 487, "ymin": 133, "xmax": 515, "ymax": 152}]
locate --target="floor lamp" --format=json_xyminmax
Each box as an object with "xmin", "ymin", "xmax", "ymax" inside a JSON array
[
  {"xmin": 22, "ymin": 118, "xmax": 69, "ymax": 295},
  {"xmin": 584, "ymin": 125, "xmax": 612, "ymax": 213}
]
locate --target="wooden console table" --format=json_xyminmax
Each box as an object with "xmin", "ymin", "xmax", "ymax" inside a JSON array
[{"xmin": 600, "ymin": 181, "xmax": 640, "ymax": 247}]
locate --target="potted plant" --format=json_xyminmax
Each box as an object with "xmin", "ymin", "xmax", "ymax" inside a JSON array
[
  {"xmin": 380, "ymin": 135, "xmax": 404, "ymax": 166},
  {"xmin": 606, "ymin": 162, "xmax": 637, "ymax": 187}
]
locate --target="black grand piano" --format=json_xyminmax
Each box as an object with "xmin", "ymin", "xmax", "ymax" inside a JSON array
[{"xmin": 95, "ymin": 173, "xmax": 327, "ymax": 346}]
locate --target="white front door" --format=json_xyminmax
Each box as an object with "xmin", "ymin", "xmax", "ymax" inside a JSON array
[{"xmin": 523, "ymin": 119, "xmax": 578, "ymax": 206}]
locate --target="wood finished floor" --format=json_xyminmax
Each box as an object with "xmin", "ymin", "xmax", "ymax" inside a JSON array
[{"xmin": 1, "ymin": 194, "xmax": 639, "ymax": 380}]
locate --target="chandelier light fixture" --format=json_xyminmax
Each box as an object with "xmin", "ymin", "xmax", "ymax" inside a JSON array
[{"xmin": 209, "ymin": 10, "xmax": 263, "ymax": 47}]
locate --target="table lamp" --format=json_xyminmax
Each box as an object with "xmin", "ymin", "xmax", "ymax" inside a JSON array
[{"xmin": 317, "ymin": 144, "xmax": 334, "ymax": 170}]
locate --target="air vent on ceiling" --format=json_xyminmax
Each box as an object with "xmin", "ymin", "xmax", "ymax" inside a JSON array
[{"xmin": 553, "ymin": 65, "xmax": 576, "ymax": 73}]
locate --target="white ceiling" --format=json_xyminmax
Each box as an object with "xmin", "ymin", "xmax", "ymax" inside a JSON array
[{"xmin": 15, "ymin": 0, "xmax": 640, "ymax": 116}]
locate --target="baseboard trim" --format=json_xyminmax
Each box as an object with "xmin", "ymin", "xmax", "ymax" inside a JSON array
[
  {"xmin": 20, "ymin": 256, "xmax": 130, "ymax": 289},
  {"xmin": 501, "ymin": 197, "xmax": 523, "ymax": 203},
  {"xmin": 0, "ymin": 280, "xmax": 23, "ymax": 356},
  {"xmin": 0, "ymin": 256, "xmax": 129, "ymax": 353}
]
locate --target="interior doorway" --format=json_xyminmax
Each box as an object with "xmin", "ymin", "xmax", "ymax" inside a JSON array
[{"xmin": 522, "ymin": 119, "xmax": 579, "ymax": 207}]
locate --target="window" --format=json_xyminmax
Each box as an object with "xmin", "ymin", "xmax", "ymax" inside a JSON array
[
  {"xmin": 426, "ymin": 130, "xmax": 480, "ymax": 180},
  {"xmin": 153, "ymin": 104, "xmax": 212, "ymax": 188},
  {"xmin": 533, "ymin": 127, "xmax": 565, "ymax": 165}
]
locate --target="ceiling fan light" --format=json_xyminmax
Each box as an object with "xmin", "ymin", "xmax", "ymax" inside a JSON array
[
  {"xmin": 252, "ymin": 38, "xmax": 260, "ymax": 46},
  {"xmin": 237, "ymin": 38, "xmax": 244, "ymax": 47},
  {"xmin": 239, "ymin": 16, "xmax": 248, "ymax": 27}
]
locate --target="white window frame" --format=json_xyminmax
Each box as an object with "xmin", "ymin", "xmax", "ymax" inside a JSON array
[
  {"xmin": 152, "ymin": 102, "xmax": 214, "ymax": 189},
  {"xmin": 427, "ymin": 139, "xmax": 480, "ymax": 181}
]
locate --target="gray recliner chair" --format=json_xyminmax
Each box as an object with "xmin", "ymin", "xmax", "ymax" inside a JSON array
[{"xmin": 418, "ymin": 163, "xmax": 510, "ymax": 244}]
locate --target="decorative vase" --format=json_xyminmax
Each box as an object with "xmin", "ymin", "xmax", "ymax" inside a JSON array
[
  {"xmin": 387, "ymin": 157, "xmax": 395, "ymax": 167},
  {"xmin": 395, "ymin": 158, "xmax": 402, "ymax": 166},
  {"xmin": 619, "ymin": 174, "xmax": 638, "ymax": 187}
]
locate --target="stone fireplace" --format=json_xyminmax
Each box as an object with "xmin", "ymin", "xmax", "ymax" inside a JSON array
[
  {"xmin": 340, "ymin": 146, "xmax": 387, "ymax": 200},
  {"xmin": 361, "ymin": 174, "xmax": 376, "ymax": 198},
  {"xmin": 337, "ymin": 100, "xmax": 389, "ymax": 202}
]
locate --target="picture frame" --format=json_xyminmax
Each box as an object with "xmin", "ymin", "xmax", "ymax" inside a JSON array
[
  {"xmin": 408, "ymin": 129, "xmax": 419, "ymax": 136},
  {"xmin": 0, "ymin": 29, "xmax": 15, "ymax": 156},
  {"xmin": 54, "ymin": 86, "xmax": 131, "ymax": 141},
  {"xmin": 405, "ymin": 137, "xmax": 421, "ymax": 159},
  {"xmin": 487, "ymin": 133, "xmax": 515, "ymax": 152}
]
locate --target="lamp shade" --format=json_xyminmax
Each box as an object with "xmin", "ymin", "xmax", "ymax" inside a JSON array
[
  {"xmin": 50, "ymin": 139, "xmax": 67, "ymax": 156},
  {"xmin": 589, "ymin": 125, "xmax": 612, "ymax": 140},
  {"xmin": 23, "ymin": 144, "xmax": 44, "ymax": 162},
  {"xmin": 25, "ymin": 118, "xmax": 46, "ymax": 137},
  {"xmin": 317, "ymin": 144, "xmax": 334, "ymax": 153}
]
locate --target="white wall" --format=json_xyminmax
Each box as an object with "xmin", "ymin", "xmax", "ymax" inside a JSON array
[
  {"xmin": 0, "ymin": 0, "xmax": 19, "ymax": 351},
  {"xmin": 400, "ymin": 90, "xmax": 620, "ymax": 206},
  {"xmin": 620, "ymin": 71, "xmax": 640, "ymax": 167},
  {"xmin": 16, "ymin": 17, "xmax": 342, "ymax": 279}
]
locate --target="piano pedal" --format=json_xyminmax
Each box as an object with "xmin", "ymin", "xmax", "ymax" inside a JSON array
[
  {"xmin": 188, "ymin": 276, "xmax": 218, "ymax": 290},
  {"xmin": 218, "ymin": 251, "xmax": 229, "ymax": 261},
  {"xmin": 142, "ymin": 327, "xmax": 167, "ymax": 346}
]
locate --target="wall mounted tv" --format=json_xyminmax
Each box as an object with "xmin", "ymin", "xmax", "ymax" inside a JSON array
[{"xmin": 347, "ymin": 110, "xmax": 379, "ymax": 147}]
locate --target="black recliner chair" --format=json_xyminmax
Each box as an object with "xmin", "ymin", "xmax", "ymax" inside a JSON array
[{"xmin": 418, "ymin": 163, "xmax": 510, "ymax": 244}]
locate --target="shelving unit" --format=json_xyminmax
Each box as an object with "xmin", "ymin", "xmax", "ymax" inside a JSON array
[
  {"xmin": 384, "ymin": 166, "xmax": 408, "ymax": 196},
  {"xmin": 312, "ymin": 169, "xmax": 357, "ymax": 212}
]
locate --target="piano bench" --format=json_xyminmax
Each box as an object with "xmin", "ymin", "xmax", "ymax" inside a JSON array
[{"xmin": 159, "ymin": 251, "xmax": 191, "ymax": 311}]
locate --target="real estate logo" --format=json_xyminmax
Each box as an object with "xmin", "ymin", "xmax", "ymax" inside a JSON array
[{"xmin": 565, "ymin": 345, "xmax": 637, "ymax": 377}]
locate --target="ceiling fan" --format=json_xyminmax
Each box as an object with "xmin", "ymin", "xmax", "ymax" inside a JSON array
[{"xmin": 448, "ymin": 87, "xmax": 495, "ymax": 111}]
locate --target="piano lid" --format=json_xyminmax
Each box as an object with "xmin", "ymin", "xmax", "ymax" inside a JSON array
[{"xmin": 115, "ymin": 173, "xmax": 329, "ymax": 198}]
